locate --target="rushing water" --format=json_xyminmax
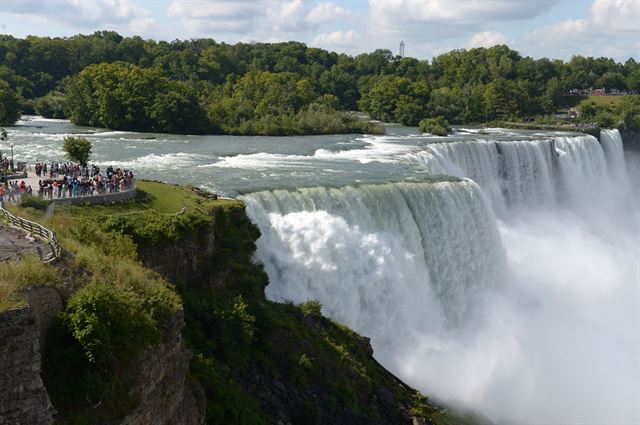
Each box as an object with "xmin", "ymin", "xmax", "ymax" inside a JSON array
[{"xmin": 7, "ymin": 117, "xmax": 640, "ymax": 424}]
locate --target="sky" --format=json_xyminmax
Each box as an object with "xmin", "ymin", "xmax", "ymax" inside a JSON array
[{"xmin": 1, "ymin": 0, "xmax": 638, "ymax": 61}]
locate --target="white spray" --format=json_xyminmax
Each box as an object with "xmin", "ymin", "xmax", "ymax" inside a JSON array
[{"xmin": 243, "ymin": 130, "xmax": 640, "ymax": 424}]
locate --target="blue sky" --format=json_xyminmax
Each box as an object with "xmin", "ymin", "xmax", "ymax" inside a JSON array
[{"xmin": 1, "ymin": 0, "xmax": 638, "ymax": 61}]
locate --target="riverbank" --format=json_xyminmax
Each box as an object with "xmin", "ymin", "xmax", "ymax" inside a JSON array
[{"xmin": 482, "ymin": 121, "xmax": 601, "ymax": 138}]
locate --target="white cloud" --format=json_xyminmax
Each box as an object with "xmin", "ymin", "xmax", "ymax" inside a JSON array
[
  {"xmin": 2, "ymin": 0, "xmax": 156, "ymax": 34},
  {"xmin": 305, "ymin": 2, "xmax": 352, "ymax": 24},
  {"xmin": 167, "ymin": 0, "xmax": 315, "ymax": 36},
  {"xmin": 369, "ymin": 0, "xmax": 558, "ymax": 28},
  {"xmin": 311, "ymin": 30, "xmax": 359, "ymax": 47},
  {"xmin": 590, "ymin": 0, "xmax": 640, "ymax": 32},
  {"xmin": 525, "ymin": 0, "xmax": 639, "ymax": 60},
  {"xmin": 465, "ymin": 31, "xmax": 509, "ymax": 49}
]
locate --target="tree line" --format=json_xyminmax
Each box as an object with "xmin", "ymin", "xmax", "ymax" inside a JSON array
[{"xmin": 0, "ymin": 31, "xmax": 638, "ymax": 133}]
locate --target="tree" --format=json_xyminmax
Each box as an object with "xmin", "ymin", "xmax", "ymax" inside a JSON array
[
  {"xmin": 0, "ymin": 79, "xmax": 20, "ymax": 125},
  {"xmin": 63, "ymin": 136, "xmax": 92, "ymax": 166},
  {"xmin": 419, "ymin": 116, "xmax": 450, "ymax": 136}
]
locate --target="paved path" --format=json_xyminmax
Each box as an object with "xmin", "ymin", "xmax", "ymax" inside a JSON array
[
  {"xmin": 0, "ymin": 220, "xmax": 45, "ymax": 261},
  {"xmin": 8, "ymin": 170, "xmax": 41, "ymax": 192}
]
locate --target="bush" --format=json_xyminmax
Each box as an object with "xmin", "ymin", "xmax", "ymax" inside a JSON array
[
  {"xmin": 300, "ymin": 299, "xmax": 323, "ymax": 316},
  {"xmin": 63, "ymin": 283, "xmax": 161, "ymax": 365},
  {"xmin": 419, "ymin": 116, "xmax": 451, "ymax": 136},
  {"xmin": 20, "ymin": 194, "xmax": 49, "ymax": 211}
]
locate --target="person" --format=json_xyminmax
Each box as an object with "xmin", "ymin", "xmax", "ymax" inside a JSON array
[{"xmin": 0, "ymin": 185, "xmax": 4, "ymax": 203}]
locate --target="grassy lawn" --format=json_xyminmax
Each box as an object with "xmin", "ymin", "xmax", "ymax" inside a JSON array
[{"xmin": 561, "ymin": 95, "xmax": 625, "ymax": 110}]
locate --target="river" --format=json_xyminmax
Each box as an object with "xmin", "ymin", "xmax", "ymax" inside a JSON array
[{"xmin": 7, "ymin": 116, "xmax": 640, "ymax": 424}]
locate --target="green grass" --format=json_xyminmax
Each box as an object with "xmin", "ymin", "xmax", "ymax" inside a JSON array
[
  {"xmin": 561, "ymin": 95, "xmax": 625, "ymax": 110},
  {"xmin": 0, "ymin": 255, "xmax": 59, "ymax": 311}
]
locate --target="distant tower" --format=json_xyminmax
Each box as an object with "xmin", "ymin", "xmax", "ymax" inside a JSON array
[{"xmin": 399, "ymin": 40, "xmax": 405, "ymax": 57}]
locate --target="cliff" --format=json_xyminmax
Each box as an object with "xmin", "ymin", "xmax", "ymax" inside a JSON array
[
  {"xmin": 620, "ymin": 129, "xmax": 640, "ymax": 152},
  {"xmin": 1, "ymin": 181, "xmax": 490, "ymax": 425}
]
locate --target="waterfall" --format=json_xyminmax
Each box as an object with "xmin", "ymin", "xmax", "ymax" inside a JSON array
[
  {"xmin": 408, "ymin": 133, "xmax": 618, "ymax": 215},
  {"xmin": 243, "ymin": 180, "xmax": 505, "ymax": 330},
  {"xmin": 600, "ymin": 129, "xmax": 628, "ymax": 183},
  {"xmin": 242, "ymin": 130, "xmax": 639, "ymax": 423}
]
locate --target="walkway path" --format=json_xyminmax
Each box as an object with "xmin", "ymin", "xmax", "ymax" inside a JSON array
[{"xmin": 0, "ymin": 221, "xmax": 44, "ymax": 261}]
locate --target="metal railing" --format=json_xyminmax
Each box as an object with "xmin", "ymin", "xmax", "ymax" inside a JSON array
[{"xmin": 0, "ymin": 202, "xmax": 61, "ymax": 262}]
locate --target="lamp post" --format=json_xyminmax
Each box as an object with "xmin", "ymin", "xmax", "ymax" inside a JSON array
[{"xmin": 10, "ymin": 144, "xmax": 14, "ymax": 173}]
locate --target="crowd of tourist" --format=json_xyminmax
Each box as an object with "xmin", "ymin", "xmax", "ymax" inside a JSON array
[{"xmin": 0, "ymin": 161, "xmax": 135, "ymax": 204}]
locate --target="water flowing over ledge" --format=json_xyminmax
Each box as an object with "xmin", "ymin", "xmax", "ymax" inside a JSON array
[{"xmin": 242, "ymin": 129, "xmax": 639, "ymax": 424}]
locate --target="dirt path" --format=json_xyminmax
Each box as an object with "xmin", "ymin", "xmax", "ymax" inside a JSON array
[{"xmin": 0, "ymin": 221, "xmax": 45, "ymax": 261}]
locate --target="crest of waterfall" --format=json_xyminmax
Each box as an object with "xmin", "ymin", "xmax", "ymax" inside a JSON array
[
  {"xmin": 600, "ymin": 129, "xmax": 629, "ymax": 183},
  {"xmin": 243, "ymin": 180, "xmax": 505, "ymax": 330},
  {"xmin": 408, "ymin": 133, "xmax": 623, "ymax": 216}
]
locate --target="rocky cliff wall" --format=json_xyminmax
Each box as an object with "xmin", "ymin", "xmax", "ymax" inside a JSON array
[
  {"xmin": 621, "ymin": 130, "xmax": 640, "ymax": 152},
  {"xmin": 1, "ymin": 285, "xmax": 204, "ymax": 425},
  {"xmin": 119, "ymin": 309, "xmax": 205, "ymax": 425},
  {"xmin": 0, "ymin": 287, "xmax": 61, "ymax": 425}
]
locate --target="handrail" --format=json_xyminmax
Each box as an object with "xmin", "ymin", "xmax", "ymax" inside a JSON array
[{"xmin": 0, "ymin": 202, "xmax": 61, "ymax": 262}]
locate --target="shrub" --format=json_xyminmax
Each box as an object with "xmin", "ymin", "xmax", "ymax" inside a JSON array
[
  {"xmin": 20, "ymin": 194, "xmax": 49, "ymax": 211},
  {"xmin": 220, "ymin": 295, "xmax": 256, "ymax": 343},
  {"xmin": 0, "ymin": 256, "xmax": 58, "ymax": 310},
  {"xmin": 419, "ymin": 116, "xmax": 451, "ymax": 136},
  {"xmin": 63, "ymin": 283, "xmax": 161, "ymax": 365},
  {"xmin": 300, "ymin": 299, "xmax": 323, "ymax": 316}
]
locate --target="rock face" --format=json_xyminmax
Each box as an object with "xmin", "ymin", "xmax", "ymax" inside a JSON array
[
  {"xmin": 620, "ymin": 130, "xmax": 640, "ymax": 152},
  {"xmin": 0, "ymin": 288, "xmax": 60, "ymax": 425},
  {"xmin": 119, "ymin": 309, "xmax": 205, "ymax": 425},
  {"xmin": 139, "ymin": 225, "xmax": 216, "ymax": 287},
  {"xmin": 0, "ymin": 286, "xmax": 204, "ymax": 425}
]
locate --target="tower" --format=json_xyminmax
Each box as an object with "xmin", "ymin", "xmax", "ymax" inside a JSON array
[{"xmin": 399, "ymin": 40, "xmax": 405, "ymax": 58}]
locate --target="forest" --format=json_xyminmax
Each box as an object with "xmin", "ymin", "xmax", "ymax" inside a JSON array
[{"xmin": 0, "ymin": 31, "xmax": 638, "ymax": 134}]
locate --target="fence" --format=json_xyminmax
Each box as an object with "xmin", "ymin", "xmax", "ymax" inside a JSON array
[{"xmin": 0, "ymin": 202, "xmax": 61, "ymax": 262}]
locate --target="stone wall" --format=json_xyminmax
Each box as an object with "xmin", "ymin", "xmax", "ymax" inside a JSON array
[
  {"xmin": 0, "ymin": 306, "xmax": 56, "ymax": 425},
  {"xmin": 46, "ymin": 188, "xmax": 137, "ymax": 206}
]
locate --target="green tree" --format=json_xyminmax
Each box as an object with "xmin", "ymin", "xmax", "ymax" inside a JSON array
[
  {"xmin": 419, "ymin": 116, "xmax": 450, "ymax": 136},
  {"xmin": 63, "ymin": 136, "xmax": 92, "ymax": 166},
  {"xmin": 63, "ymin": 283, "xmax": 160, "ymax": 365},
  {"xmin": 34, "ymin": 90, "xmax": 66, "ymax": 118},
  {"xmin": 0, "ymin": 79, "xmax": 20, "ymax": 125}
]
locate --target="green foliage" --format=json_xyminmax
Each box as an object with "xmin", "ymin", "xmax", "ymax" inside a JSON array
[
  {"xmin": 419, "ymin": 116, "xmax": 451, "ymax": 136},
  {"xmin": 0, "ymin": 79, "xmax": 21, "ymax": 125},
  {"xmin": 63, "ymin": 136, "xmax": 92, "ymax": 166},
  {"xmin": 65, "ymin": 62, "xmax": 208, "ymax": 134},
  {"xmin": 63, "ymin": 283, "xmax": 161, "ymax": 365},
  {"xmin": 43, "ymin": 319, "xmax": 138, "ymax": 425},
  {"xmin": 220, "ymin": 295, "xmax": 256, "ymax": 343},
  {"xmin": 34, "ymin": 90, "xmax": 66, "ymax": 118},
  {"xmin": 0, "ymin": 256, "xmax": 58, "ymax": 311},
  {"xmin": 577, "ymin": 94, "xmax": 640, "ymax": 130},
  {"xmin": 20, "ymin": 194, "xmax": 49, "ymax": 210},
  {"xmin": 191, "ymin": 354, "xmax": 268, "ymax": 425},
  {"xmin": 299, "ymin": 299, "xmax": 323, "ymax": 316}
]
